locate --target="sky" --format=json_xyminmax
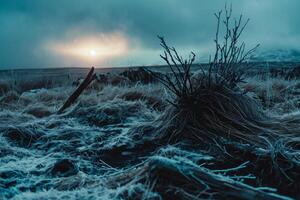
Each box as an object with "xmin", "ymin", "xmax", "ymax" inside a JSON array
[{"xmin": 0, "ymin": 0, "xmax": 300, "ymax": 69}]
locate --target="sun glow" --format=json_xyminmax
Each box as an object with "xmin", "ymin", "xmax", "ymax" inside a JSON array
[
  {"xmin": 89, "ymin": 50, "xmax": 97, "ymax": 57},
  {"xmin": 48, "ymin": 33, "xmax": 129, "ymax": 64}
]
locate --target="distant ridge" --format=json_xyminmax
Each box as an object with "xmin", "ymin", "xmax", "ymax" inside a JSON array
[{"xmin": 251, "ymin": 49, "xmax": 300, "ymax": 62}]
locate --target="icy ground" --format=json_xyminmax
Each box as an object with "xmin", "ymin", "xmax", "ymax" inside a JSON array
[{"xmin": 0, "ymin": 67, "xmax": 300, "ymax": 199}]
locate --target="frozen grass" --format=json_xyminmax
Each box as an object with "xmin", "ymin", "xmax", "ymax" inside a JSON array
[
  {"xmin": 0, "ymin": 67, "xmax": 299, "ymax": 199},
  {"xmin": 1, "ymin": 7, "xmax": 300, "ymax": 198},
  {"xmin": 242, "ymin": 76, "xmax": 300, "ymax": 114},
  {"xmin": 1, "ymin": 13, "xmax": 300, "ymax": 200}
]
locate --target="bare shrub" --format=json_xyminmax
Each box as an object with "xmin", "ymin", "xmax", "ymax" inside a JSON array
[
  {"xmin": 147, "ymin": 5, "xmax": 259, "ymax": 109},
  {"xmin": 208, "ymin": 5, "xmax": 259, "ymax": 88},
  {"xmin": 144, "ymin": 5, "xmax": 262, "ymax": 145},
  {"xmin": 138, "ymin": 7, "xmax": 300, "ymax": 197}
]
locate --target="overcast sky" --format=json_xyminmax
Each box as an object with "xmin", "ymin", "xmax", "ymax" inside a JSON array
[{"xmin": 0, "ymin": 0, "xmax": 300, "ymax": 68}]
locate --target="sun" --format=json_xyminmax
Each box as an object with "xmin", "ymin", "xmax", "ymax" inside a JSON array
[
  {"xmin": 48, "ymin": 33, "xmax": 129, "ymax": 64},
  {"xmin": 89, "ymin": 49, "xmax": 97, "ymax": 57}
]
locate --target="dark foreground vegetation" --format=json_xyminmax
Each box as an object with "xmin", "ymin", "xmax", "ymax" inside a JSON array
[{"xmin": 1, "ymin": 6, "xmax": 300, "ymax": 200}]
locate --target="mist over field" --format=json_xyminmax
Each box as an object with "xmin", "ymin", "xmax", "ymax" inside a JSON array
[{"xmin": 1, "ymin": 1, "xmax": 300, "ymax": 200}]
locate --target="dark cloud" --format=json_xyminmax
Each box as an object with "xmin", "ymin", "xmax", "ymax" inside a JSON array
[{"xmin": 0, "ymin": 0, "xmax": 300, "ymax": 68}]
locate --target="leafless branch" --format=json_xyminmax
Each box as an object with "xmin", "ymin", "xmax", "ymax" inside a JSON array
[{"xmin": 57, "ymin": 67, "xmax": 96, "ymax": 114}]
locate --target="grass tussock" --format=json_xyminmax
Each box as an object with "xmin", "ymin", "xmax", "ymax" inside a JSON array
[
  {"xmin": 145, "ymin": 5, "xmax": 263, "ymax": 145},
  {"xmin": 138, "ymin": 6, "xmax": 300, "ymax": 199}
]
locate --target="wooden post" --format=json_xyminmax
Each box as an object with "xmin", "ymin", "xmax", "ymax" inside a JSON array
[{"xmin": 57, "ymin": 67, "xmax": 96, "ymax": 114}]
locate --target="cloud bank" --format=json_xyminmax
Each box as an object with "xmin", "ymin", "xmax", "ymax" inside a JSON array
[{"xmin": 0, "ymin": 0, "xmax": 300, "ymax": 68}]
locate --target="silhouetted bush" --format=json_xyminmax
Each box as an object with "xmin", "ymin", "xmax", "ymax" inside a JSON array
[
  {"xmin": 145, "ymin": 6, "xmax": 262, "ymax": 145},
  {"xmin": 147, "ymin": 5, "xmax": 259, "ymax": 110}
]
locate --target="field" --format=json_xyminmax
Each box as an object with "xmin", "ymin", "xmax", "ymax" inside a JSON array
[{"xmin": 0, "ymin": 62, "xmax": 300, "ymax": 199}]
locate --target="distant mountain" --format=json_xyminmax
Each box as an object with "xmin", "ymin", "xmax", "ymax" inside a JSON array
[{"xmin": 251, "ymin": 49, "xmax": 300, "ymax": 62}]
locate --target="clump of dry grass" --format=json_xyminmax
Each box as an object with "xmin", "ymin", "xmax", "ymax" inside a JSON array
[
  {"xmin": 0, "ymin": 80, "xmax": 10, "ymax": 95},
  {"xmin": 138, "ymin": 6, "xmax": 300, "ymax": 198},
  {"xmin": 120, "ymin": 91, "xmax": 165, "ymax": 111},
  {"xmin": 120, "ymin": 68, "xmax": 158, "ymax": 84},
  {"xmin": 146, "ymin": 5, "xmax": 262, "ymax": 146},
  {"xmin": 242, "ymin": 76, "xmax": 300, "ymax": 113}
]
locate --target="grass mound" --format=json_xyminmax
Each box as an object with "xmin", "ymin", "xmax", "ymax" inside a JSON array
[{"xmin": 140, "ymin": 8, "xmax": 300, "ymax": 198}]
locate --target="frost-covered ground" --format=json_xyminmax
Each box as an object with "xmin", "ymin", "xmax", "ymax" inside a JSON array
[{"xmin": 1, "ymin": 65, "xmax": 300, "ymax": 199}]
